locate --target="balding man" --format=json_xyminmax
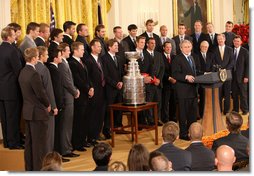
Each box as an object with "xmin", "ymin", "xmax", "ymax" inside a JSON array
[
  {"xmin": 185, "ymin": 122, "xmax": 215, "ymax": 171},
  {"xmin": 149, "ymin": 151, "xmax": 173, "ymax": 171},
  {"xmin": 215, "ymin": 145, "xmax": 236, "ymax": 171}
]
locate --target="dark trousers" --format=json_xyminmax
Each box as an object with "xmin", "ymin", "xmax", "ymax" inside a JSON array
[
  {"xmin": 178, "ymin": 98, "xmax": 198, "ymax": 137},
  {"xmin": 161, "ymin": 86, "xmax": 177, "ymax": 122},
  {"xmin": 198, "ymin": 86, "xmax": 205, "ymax": 118},
  {"xmin": 0, "ymin": 100, "xmax": 21, "ymax": 148},
  {"xmin": 219, "ymin": 80, "xmax": 231, "ymax": 113},
  {"xmin": 25, "ymin": 120, "xmax": 51, "ymax": 171},
  {"xmin": 54, "ymin": 111, "xmax": 63, "ymax": 153}
]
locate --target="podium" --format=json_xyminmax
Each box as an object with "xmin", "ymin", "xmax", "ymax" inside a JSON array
[{"xmin": 194, "ymin": 70, "xmax": 232, "ymax": 136}]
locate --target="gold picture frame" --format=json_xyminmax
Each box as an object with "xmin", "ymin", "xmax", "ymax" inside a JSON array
[{"xmin": 173, "ymin": 0, "xmax": 212, "ymax": 36}]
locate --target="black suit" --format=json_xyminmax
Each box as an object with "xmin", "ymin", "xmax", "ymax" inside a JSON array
[
  {"xmin": 213, "ymin": 45, "xmax": 234, "ymax": 113},
  {"xmin": 63, "ymin": 34, "xmax": 73, "ymax": 47},
  {"xmin": 34, "ymin": 37, "xmax": 46, "ymax": 47},
  {"xmin": 94, "ymin": 36, "xmax": 107, "ymax": 57},
  {"xmin": 0, "ymin": 42, "xmax": 23, "ymax": 148},
  {"xmin": 121, "ymin": 36, "xmax": 136, "ymax": 52},
  {"xmin": 68, "ymin": 57, "xmax": 91, "ymax": 149},
  {"xmin": 12, "ymin": 42, "xmax": 26, "ymax": 67},
  {"xmin": 223, "ymin": 32, "xmax": 236, "ymax": 47},
  {"xmin": 156, "ymin": 143, "xmax": 192, "ymax": 171},
  {"xmin": 205, "ymin": 33, "xmax": 218, "ymax": 52},
  {"xmin": 48, "ymin": 41, "xmax": 59, "ymax": 62},
  {"xmin": 18, "ymin": 64, "xmax": 50, "ymax": 171},
  {"xmin": 172, "ymin": 35, "xmax": 193, "ymax": 55},
  {"xmin": 84, "ymin": 55, "xmax": 106, "ymax": 141},
  {"xmin": 172, "ymin": 53, "xmax": 198, "ymax": 137},
  {"xmin": 241, "ymin": 128, "xmax": 249, "ymax": 139},
  {"xmin": 191, "ymin": 32, "xmax": 207, "ymax": 54},
  {"xmin": 232, "ymin": 47, "xmax": 249, "ymax": 113},
  {"xmin": 101, "ymin": 53, "xmax": 124, "ymax": 135},
  {"xmin": 212, "ymin": 133, "xmax": 249, "ymax": 162},
  {"xmin": 140, "ymin": 32, "xmax": 161, "ymax": 52},
  {"xmin": 185, "ymin": 142, "xmax": 215, "ymax": 171},
  {"xmin": 75, "ymin": 35, "xmax": 91, "ymax": 60}
]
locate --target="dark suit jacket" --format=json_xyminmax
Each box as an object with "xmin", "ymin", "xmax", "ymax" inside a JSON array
[
  {"xmin": 0, "ymin": 42, "xmax": 22, "ymax": 100},
  {"xmin": 140, "ymin": 32, "xmax": 161, "ymax": 52},
  {"xmin": 12, "ymin": 42, "xmax": 26, "ymax": 67},
  {"xmin": 241, "ymin": 128, "xmax": 249, "ymax": 139},
  {"xmin": 223, "ymin": 32, "xmax": 236, "ymax": 47},
  {"xmin": 121, "ymin": 35, "xmax": 136, "ymax": 52},
  {"xmin": 63, "ymin": 34, "xmax": 73, "ymax": 47},
  {"xmin": 172, "ymin": 35, "xmax": 193, "ymax": 55},
  {"xmin": 172, "ymin": 53, "xmax": 198, "ymax": 99},
  {"xmin": 156, "ymin": 143, "xmax": 192, "ymax": 171},
  {"xmin": 162, "ymin": 54, "xmax": 175, "ymax": 87},
  {"xmin": 212, "ymin": 133, "xmax": 249, "ymax": 162},
  {"xmin": 68, "ymin": 57, "xmax": 91, "ymax": 106},
  {"xmin": 94, "ymin": 36, "xmax": 107, "ymax": 57},
  {"xmin": 191, "ymin": 32, "xmax": 207, "ymax": 54},
  {"xmin": 137, "ymin": 50, "xmax": 152, "ymax": 74},
  {"xmin": 198, "ymin": 51, "xmax": 215, "ymax": 73},
  {"xmin": 185, "ymin": 142, "xmax": 215, "ymax": 171},
  {"xmin": 213, "ymin": 45, "xmax": 234, "ymax": 70},
  {"xmin": 75, "ymin": 35, "xmax": 91, "ymax": 60},
  {"xmin": 233, "ymin": 47, "xmax": 249, "ymax": 83},
  {"xmin": 18, "ymin": 65, "xmax": 49, "ymax": 121},
  {"xmin": 47, "ymin": 63, "xmax": 65, "ymax": 109},
  {"xmin": 205, "ymin": 33, "xmax": 218, "ymax": 52},
  {"xmin": 48, "ymin": 41, "xmax": 59, "ymax": 62},
  {"xmin": 34, "ymin": 37, "xmax": 46, "ymax": 47}
]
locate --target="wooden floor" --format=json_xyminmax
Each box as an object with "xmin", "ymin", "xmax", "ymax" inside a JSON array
[{"xmin": 0, "ymin": 114, "xmax": 248, "ymax": 171}]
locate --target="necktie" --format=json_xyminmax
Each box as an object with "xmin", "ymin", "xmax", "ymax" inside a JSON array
[
  {"xmin": 150, "ymin": 33, "xmax": 153, "ymax": 38},
  {"xmin": 211, "ymin": 34, "xmax": 214, "ymax": 44},
  {"xmin": 234, "ymin": 48, "xmax": 237, "ymax": 71},
  {"xmin": 180, "ymin": 36, "xmax": 184, "ymax": 42},
  {"xmin": 219, "ymin": 46, "xmax": 224, "ymax": 60},
  {"xmin": 140, "ymin": 52, "xmax": 144, "ymax": 61},
  {"xmin": 202, "ymin": 53, "xmax": 206, "ymax": 62},
  {"xmin": 187, "ymin": 56, "xmax": 194, "ymax": 71},
  {"xmin": 167, "ymin": 54, "xmax": 171, "ymax": 63},
  {"xmin": 97, "ymin": 60, "xmax": 105, "ymax": 86},
  {"xmin": 162, "ymin": 37, "xmax": 166, "ymax": 44},
  {"xmin": 133, "ymin": 38, "xmax": 136, "ymax": 44},
  {"xmin": 113, "ymin": 56, "xmax": 118, "ymax": 68},
  {"xmin": 196, "ymin": 33, "xmax": 200, "ymax": 41},
  {"xmin": 79, "ymin": 59, "xmax": 84, "ymax": 67},
  {"xmin": 150, "ymin": 52, "xmax": 154, "ymax": 57}
]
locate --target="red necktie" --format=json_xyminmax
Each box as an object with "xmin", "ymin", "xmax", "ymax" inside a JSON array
[{"xmin": 167, "ymin": 54, "xmax": 171, "ymax": 63}]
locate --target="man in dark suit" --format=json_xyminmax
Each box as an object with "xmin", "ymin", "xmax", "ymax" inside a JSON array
[
  {"xmin": 190, "ymin": 20, "xmax": 207, "ymax": 55},
  {"xmin": 184, "ymin": 0, "xmax": 202, "ymax": 33},
  {"xmin": 121, "ymin": 24, "xmax": 138, "ymax": 52},
  {"xmin": 232, "ymin": 35, "xmax": 249, "ymax": 115},
  {"xmin": 113, "ymin": 26, "xmax": 125, "ymax": 59},
  {"xmin": 205, "ymin": 22, "xmax": 218, "ymax": 52},
  {"xmin": 212, "ymin": 112, "xmax": 249, "ymax": 162},
  {"xmin": 101, "ymin": 39, "xmax": 125, "ymax": 137},
  {"xmin": 214, "ymin": 33, "xmax": 234, "ymax": 114},
  {"xmin": 140, "ymin": 19, "xmax": 161, "ymax": 52},
  {"xmin": 223, "ymin": 21, "xmax": 236, "ymax": 47},
  {"xmin": 172, "ymin": 40, "xmax": 198, "ymax": 140},
  {"xmin": 185, "ymin": 122, "xmax": 215, "ymax": 171},
  {"xmin": 161, "ymin": 42, "xmax": 177, "ymax": 123},
  {"xmin": 0, "ymin": 27, "xmax": 23, "ymax": 149},
  {"xmin": 62, "ymin": 21, "xmax": 76, "ymax": 47},
  {"xmin": 69, "ymin": 42, "xmax": 94, "ymax": 151},
  {"xmin": 215, "ymin": 145, "xmax": 236, "ymax": 171},
  {"xmin": 18, "ymin": 48, "xmax": 51, "ymax": 171},
  {"xmin": 34, "ymin": 23, "xmax": 50, "ymax": 47},
  {"xmin": 94, "ymin": 24, "xmax": 107, "ymax": 57},
  {"xmin": 84, "ymin": 39, "xmax": 106, "ymax": 144},
  {"xmin": 58, "ymin": 43, "xmax": 80, "ymax": 157},
  {"xmin": 75, "ymin": 23, "xmax": 91, "ymax": 60},
  {"xmin": 172, "ymin": 23, "xmax": 193, "ymax": 55},
  {"xmin": 145, "ymin": 38, "xmax": 165, "ymax": 125},
  {"xmin": 48, "ymin": 28, "xmax": 64, "ymax": 62},
  {"xmin": 156, "ymin": 122, "xmax": 192, "ymax": 171},
  {"xmin": 159, "ymin": 25, "xmax": 176, "ymax": 55}
]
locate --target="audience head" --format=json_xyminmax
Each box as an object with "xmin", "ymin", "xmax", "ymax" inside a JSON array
[
  {"xmin": 162, "ymin": 121, "xmax": 179, "ymax": 143},
  {"xmin": 127, "ymin": 24, "xmax": 138, "ymax": 37},
  {"xmin": 42, "ymin": 151, "xmax": 62, "ymax": 170},
  {"xmin": 7, "ymin": 22, "xmax": 21, "ymax": 40},
  {"xmin": 146, "ymin": 37, "xmax": 156, "ymax": 51},
  {"xmin": 225, "ymin": 21, "xmax": 234, "ymax": 33},
  {"xmin": 206, "ymin": 22, "xmax": 215, "ymax": 33},
  {"xmin": 50, "ymin": 28, "xmax": 63, "ymax": 43},
  {"xmin": 113, "ymin": 26, "xmax": 123, "ymax": 40},
  {"xmin": 49, "ymin": 48, "xmax": 62, "ymax": 64},
  {"xmin": 149, "ymin": 151, "xmax": 173, "ymax": 171},
  {"xmin": 95, "ymin": 24, "xmax": 106, "ymax": 38},
  {"xmin": 225, "ymin": 111, "xmax": 243, "ymax": 134},
  {"xmin": 217, "ymin": 33, "xmax": 226, "ymax": 46},
  {"xmin": 76, "ymin": 23, "xmax": 89, "ymax": 37},
  {"xmin": 24, "ymin": 47, "xmax": 39, "ymax": 64},
  {"xmin": 200, "ymin": 40, "xmax": 209, "ymax": 53},
  {"xmin": 215, "ymin": 145, "xmax": 236, "ymax": 171},
  {"xmin": 127, "ymin": 143, "xmax": 150, "ymax": 171},
  {"xmin": 37, "ymin": 46, "xmax": 48, "ymax": 63},
  {"xmin": 163, "ymin": 41, "xmax": 172, "ymax": 54},
  {"xmin": 194, "ymin": 20, "xmax": 203, "ymax": 33},
  {"xmin": 180, "ymin": 39, "xmax": 193, "ymax": 55},
  {"xmin": 90, "ymin": 39, "xmax": 102, "ymax": 55},
  {"xmin": 107, "ymin": 39, "xmax": 118, "ymax": 53},
  {"xmin": 108, "ymin": 161, "xmax": 127, "ymax": 171},
  {"xmin": 40, "ymin": 164, "xmax": 62, "ymax": 171},
  {"xmin": 92, "ymin": 142, "xmax": 112, "ymax": 167},
  {"xmin": 136, "ymin": 36, "xmax": 146, "ymax": 50},
  {"xmin": 26, "ymin": 22, "xmax": 40, "ymax": 39},
  {"xmin": 58, "ymin": 43, "xmax": 71, "ymax": 59},
  {"xmin": 188, "ymin": 122, "xmax": 203, "ymax": 141},
  {"xmin": 233, "ymin": 35, "xmax": 242, "ymax": 48},
  {"xmin": 38, "ymin": 23, "xmax": 50, "ymax": 40},
  {"xmin": 63, "ymin": 21, "xmax": 76, "ymax": 36},
  {"xmin": 71, "ymin": 41, "xmax": 84, "ymax": 58},
  {"xmin": 178, "ymin": 23, "xmax": 187, "ymax": 35},
  {"xmin": 160, "ymin": 25, "xmax": 168, "ymax": 37},
  {"xmin": 1, "ymin": 26, "xmax": 16, "ymax": 43},
  {"xmin": 145, "ymin": 19, "xmax": 155, "ymax": 33}
]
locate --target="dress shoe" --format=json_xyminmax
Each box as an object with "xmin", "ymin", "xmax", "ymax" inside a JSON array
[
  {"xmin": 83, "ymin": 142, "xmax": 92, "ymax": 148},
  {"xmin": 103, "ymin": 133, "xmax": 111, "ymax": 140},
  {"xmin": 242, "ymin": 111, "xmax": 249, "ymax": 115},
  {"xmin": 74, "ymin": 147, "xmax": 87, "ymax": 152},
  {"xmin": 62, "ymin": 157, "xmax": 70, "ymax": 162},
  {"xmin": 9, "ymin": 145, "xmax": 24, "ymax": 150},
  {"xmin": 89, "ymin": 139, "xmax": 99, "ymax": 146},
  {"xmin": 98, "ymin": 135, "xmax": 106, "ymax": 141},
  {"xmin": 157, "ymin": 121, "xmax": 163, "ymax": 126},
  {"xmin": 62, "ymin": 152, "xmax": 80, "ymax": 157},
  {"xmin": 179, "ymin": 135, "xmax": 190, "ymax": 141}
]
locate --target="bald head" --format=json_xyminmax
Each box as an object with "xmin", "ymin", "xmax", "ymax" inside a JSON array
[
  {"xmin": 216, "ymin": 145, "xmax": 236, "ymax": 168},
  {"xmin": 189, "ymin": 122, "xmax": 203, "ymax": 141},
  {"xmin": 150, "ymin": 155, "xmax": 172, "ymax": 171}
]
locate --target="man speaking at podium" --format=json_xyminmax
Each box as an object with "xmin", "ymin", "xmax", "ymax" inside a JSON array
[{"xmin": 172, "ymin": 40, "xmax": 198, "ymax": 141}]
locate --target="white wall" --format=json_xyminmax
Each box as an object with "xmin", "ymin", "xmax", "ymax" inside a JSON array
[{"xmin": 0, "ymin": 0, "xmax": 11, "ymax": 43}]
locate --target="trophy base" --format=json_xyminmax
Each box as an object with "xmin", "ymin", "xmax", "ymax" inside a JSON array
[{"xmin": 122, "ymin": 102, "xmax": 147, "ymax": 106}]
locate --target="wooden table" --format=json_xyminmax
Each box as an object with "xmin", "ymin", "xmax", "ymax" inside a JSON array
[{"xmin": 109, "ymin": 102, "xmax": 158, "ymax": 147}]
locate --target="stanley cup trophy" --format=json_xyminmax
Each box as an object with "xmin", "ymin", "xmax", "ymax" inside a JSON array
[{"xmin": 123, "ymin": 51, "xmax": 146, "ymax": 105}]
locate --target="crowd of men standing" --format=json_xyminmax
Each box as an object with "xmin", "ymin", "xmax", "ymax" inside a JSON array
[{"xmin": 0, "ymin": 19, "xmax": 249, "ymax": 171}]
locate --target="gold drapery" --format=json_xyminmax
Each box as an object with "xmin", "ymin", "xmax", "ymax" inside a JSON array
[
  {"xmin": 243, "ymin": 0, "xmax": 249, "ymax": 24},
  {"xmin": 10, "ymin": 0, "xmax": 111, "ymax": 42}
]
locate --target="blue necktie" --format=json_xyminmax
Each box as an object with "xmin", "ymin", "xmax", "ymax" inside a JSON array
[{"xmin": 187, "ymin": 56, "xmax": 194, "ymax": 71}]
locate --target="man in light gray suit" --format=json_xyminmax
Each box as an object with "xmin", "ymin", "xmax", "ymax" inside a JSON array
[
  {"xmin": 58, "ymin": 43, "xmax": 80, "ymax": 156},
  {"xmin": 19, "ymin": 22, "xmax": 40, "ymax": 54},
  {"xmin": 160, "ymin": 25, "xmax": 176, "ymax": 55},
  {"xmin": 35, "ymin": 46, "xmax": 57, "ymax": 152}
]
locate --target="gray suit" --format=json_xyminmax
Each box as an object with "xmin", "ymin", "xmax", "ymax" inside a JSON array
[
  {"xmin": 19, "ymin": 35, "xmax": 37, "ymax": 54},
  {"xmin": 58, "ymin": 58, "xmax": 78, "ymax": 155},
  {"xmin": 35, "ymin": 61, "xmax": 56, "ymax": 151}
]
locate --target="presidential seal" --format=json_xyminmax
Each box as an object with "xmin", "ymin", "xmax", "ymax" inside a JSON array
[{"xmin": 219, "ymin": 69, "xmax": 227, "ymax": 82}]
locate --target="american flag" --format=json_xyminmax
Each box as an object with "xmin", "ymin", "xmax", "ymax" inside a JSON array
[
  {"xmin": 50, "ymin": 3, "xmax": 55, "ymax": 32},
  {"xmin": 98, "ymin": 1, "xmax": 103, "ymax": 24}
]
